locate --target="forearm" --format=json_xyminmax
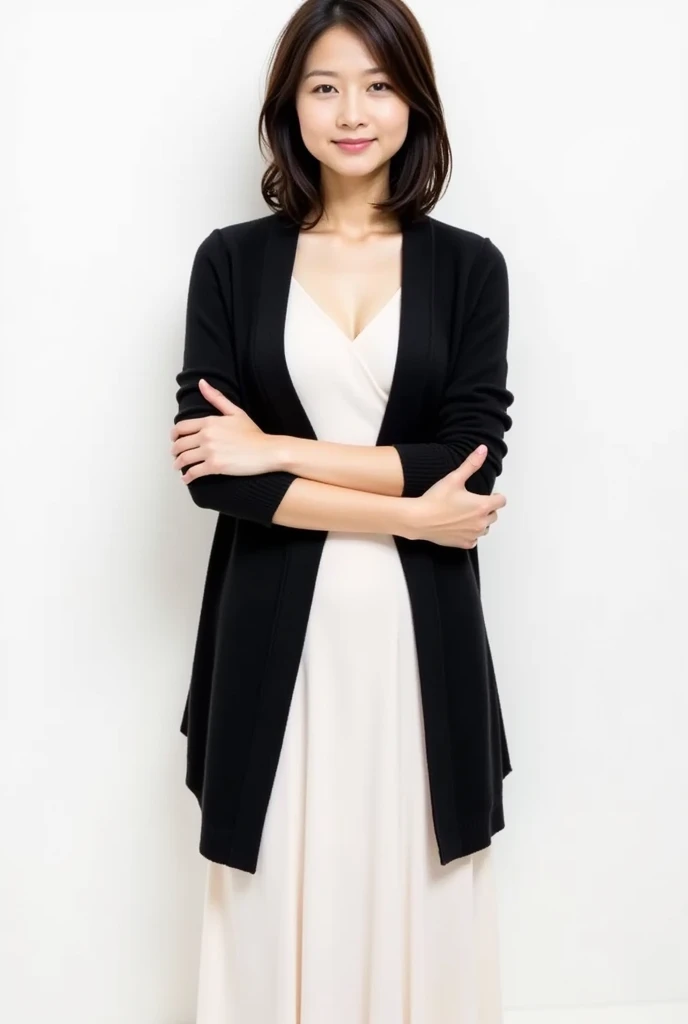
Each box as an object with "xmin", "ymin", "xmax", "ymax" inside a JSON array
[
  {"xmin": 275, "ymin": 435, "xmax": 405, "ymax": 496},
  {"xmin": 271, "ymin": 474, "xmax": 418, "ymax": 538}
]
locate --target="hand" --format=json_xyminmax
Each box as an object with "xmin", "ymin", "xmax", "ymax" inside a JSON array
[
  {"xmin": 409, "ymin": 445, "xmax": 507, "ymax": 547},
  {"xmin": 170, "ymin": 379, "xmax": 279, "ymax": 480}
]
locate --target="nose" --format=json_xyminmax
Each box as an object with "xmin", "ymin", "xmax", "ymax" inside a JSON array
[{"xmin": 336, "ymin": 87, "xmax": 368, "ymax": 130}]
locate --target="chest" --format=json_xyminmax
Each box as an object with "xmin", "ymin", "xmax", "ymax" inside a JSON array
[
  {"xmin": 291, "ymin": 231, "xmax": 403, "ymax": 342},
  {"xmin": 284, "ymin": 273, "xmax": 401, "ymax": 446}
]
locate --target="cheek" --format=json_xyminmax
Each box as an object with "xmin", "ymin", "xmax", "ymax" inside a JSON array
[
  {"xmin": 379, "ymin": 102, "xmax": 410, "ymax": 146},
  {"xmin": 295, "ymin": 99, "xmax": 331, "ymax": 151}
]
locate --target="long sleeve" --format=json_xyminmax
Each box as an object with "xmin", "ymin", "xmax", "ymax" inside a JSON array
[
  {"xmin": 393, "ymin": 237, "xmax": 515, "ymax": 497},
  {"xmin": 173, "ymin": 228, "xmax": 298, "ymax": 526}
]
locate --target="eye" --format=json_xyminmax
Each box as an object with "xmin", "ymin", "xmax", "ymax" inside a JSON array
[{"xmin": 311, "ymin": 81, "xmax": 394, "ymax": 94}]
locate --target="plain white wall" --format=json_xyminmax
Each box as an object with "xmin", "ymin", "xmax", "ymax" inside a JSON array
[{"xmin": 3, "ymin": 1, "xmax": 687, "ymax": 1022}]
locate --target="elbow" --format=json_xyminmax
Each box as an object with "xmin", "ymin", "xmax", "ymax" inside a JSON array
[
  {"xmin": 464, "ymin": 466, "xmax": 498, "ymax": 496},
  {"xmin": 178, "ymin": 465, "xmax": 218, "ymax": 511},
  {"xmin": 184, "ymin": 477, "xmax": 219, "ymax": 511},
  {"xmin": 179, "ymin": 469, "xmax": 240, "ymax": 517}
]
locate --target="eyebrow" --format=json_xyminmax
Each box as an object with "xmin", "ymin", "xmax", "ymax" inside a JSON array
[{"xmin": 302, "ymin": 66, "xmax": 387, "ymax": 80}]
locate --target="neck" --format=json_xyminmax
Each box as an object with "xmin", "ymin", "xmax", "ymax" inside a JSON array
[{"xmin": 315, "ymin": 166, "xmax": 398, "ymax": 239}]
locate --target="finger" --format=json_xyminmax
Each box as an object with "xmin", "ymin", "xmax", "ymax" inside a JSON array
[
  {"xmin": 181, "ymin": 461, "xmax": 208, "ymax": 483},
  {"xmin": 447, "ymin": 444, "xmax": 488, "ymax": 485},
  {"xmin": 199, "ymin": 378, "xmax": 237, "ymax": 416},
  {"xmin": 170, "ymin": 434, "xmax": 201, "ymax": 457},
  {"xmin": 171, "ymin": 417, "xmax": 207, "ymax": 439},
  {"xmin": 173, "ymin": 449, "xmax": 203, "ymax": 471}
]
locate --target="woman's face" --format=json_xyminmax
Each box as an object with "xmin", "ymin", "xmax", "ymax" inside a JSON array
[{"xmin": 295, "ymin": 24, "xmax": 410, "ymax": 180}]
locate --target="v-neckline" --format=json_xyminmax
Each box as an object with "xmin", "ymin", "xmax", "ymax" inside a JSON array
[
  {"xmin": 290, "ymin": 275, "xmax": 401, "ymax": 344},
  {"xmin": 251, "ymin": 212, "xmax": 434, "ymax": 448}
]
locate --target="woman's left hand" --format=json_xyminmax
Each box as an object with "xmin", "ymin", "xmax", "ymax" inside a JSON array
[{"xmin": 171, "ymin": 379, "xmax": 280, "ymax": 479}]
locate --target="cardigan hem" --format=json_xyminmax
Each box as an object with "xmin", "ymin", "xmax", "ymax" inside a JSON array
[
  {"xmin": 437, "ymin": 796, "xmax": 506, "ymax": 864},
  {"xmin": 190, "ymin": 788, "xmax": 507, "ymax": 874},
  {"xmin": 198, "ymin": 815, "xmax": 258, "ymax": 873}
]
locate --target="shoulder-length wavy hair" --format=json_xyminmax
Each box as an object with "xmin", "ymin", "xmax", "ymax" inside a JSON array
[{"xmin": 258, "ymin": 0, "xmax": 452, "ymax": 228}]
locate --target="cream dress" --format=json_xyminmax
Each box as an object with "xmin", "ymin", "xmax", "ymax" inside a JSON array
[{"xmin": 194, "ymin": 274, "xmax": 504, "ymax": 1023}]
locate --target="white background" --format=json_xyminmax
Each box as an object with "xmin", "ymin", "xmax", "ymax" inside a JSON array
[{"xmin": 2, "ymin": 1, "xmax": 687, "ymax": 1022}]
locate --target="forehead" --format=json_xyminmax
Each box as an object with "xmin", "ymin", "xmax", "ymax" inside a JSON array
[{"xmin": 303, "ymin": 24, "xmax": 382, "ymax": 71}]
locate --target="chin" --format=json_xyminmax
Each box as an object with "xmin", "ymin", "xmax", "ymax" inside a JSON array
[
  {"xmin": 328, "ymin": 161, "xmax": 383, "ymax": 178},
  {"xmin": 320, "ymin": 150, "xmax": 394, "ymax": 178}
]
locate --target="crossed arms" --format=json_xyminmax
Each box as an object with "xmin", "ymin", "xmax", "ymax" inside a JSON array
[{"xmin": 172, "ymin": 229, "xmax": 514, "ymax": 537}]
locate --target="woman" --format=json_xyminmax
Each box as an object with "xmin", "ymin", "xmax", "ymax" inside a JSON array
[{"xmin": 171, "ymin": 0, "xmax": 515, "ymax": 1020}]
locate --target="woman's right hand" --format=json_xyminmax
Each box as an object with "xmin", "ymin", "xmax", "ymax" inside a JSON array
[{"xmin": 408, "ymin": 445, "xmax": 507, "ymax": 548}]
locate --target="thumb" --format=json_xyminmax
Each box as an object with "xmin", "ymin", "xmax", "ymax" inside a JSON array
[
  {"xmin": 199, "ymin": 378, "xmax": 237, "ymax": 415},
  {"xmin": 447, "ymin": 444, "xmax": 488, "ymax": 486}
]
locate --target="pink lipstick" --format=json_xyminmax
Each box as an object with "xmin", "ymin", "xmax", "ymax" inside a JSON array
[{"xmin": 333, "ymin": 138, "xmax": 375, "ymax": 153}]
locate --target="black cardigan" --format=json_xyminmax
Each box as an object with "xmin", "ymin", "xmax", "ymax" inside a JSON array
[{"xmin": 174, "ymin": 210, "xmax": 515, "ymax": 873}]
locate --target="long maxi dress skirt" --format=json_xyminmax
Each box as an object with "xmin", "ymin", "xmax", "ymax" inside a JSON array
[{"xmin": 194, "ymin": 275, "xmax": 504, "ymax": 1023}]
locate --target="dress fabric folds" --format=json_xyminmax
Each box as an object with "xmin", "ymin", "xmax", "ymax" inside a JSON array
[{"xmin": 194, "ymin": 275, "xmax": 504, "ymax": 1023}]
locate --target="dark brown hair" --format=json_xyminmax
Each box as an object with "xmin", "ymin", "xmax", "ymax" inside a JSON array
[{"xmin": 258, "ymin": 0, "xmax": 452, "ymax": 228}]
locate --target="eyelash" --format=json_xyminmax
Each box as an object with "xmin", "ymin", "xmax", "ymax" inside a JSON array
[{"xmin": 312, "ymin": 82, "xmax": 393, "ymax": 94}]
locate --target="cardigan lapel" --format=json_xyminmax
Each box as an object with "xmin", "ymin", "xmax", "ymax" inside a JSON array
[{"xmin": 252, "ymin": 212, "xmax": 434, "ymax": 445}]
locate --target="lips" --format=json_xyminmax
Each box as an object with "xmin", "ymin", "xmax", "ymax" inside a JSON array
[{"xmin": 334, "ymin": 139, "xmax": 375, "ymax": 153}]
